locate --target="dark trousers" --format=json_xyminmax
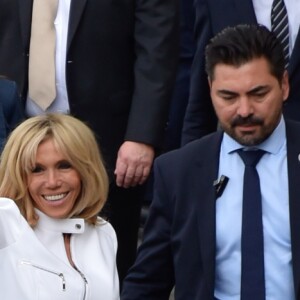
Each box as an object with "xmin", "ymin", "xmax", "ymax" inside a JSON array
[
  {"xmin": 102, "ymin": 183, "xmax": 144, "ymax": 288},
  {"xmin": 164, "ymin": 59, "xmax": 192, "ymax": 151}
]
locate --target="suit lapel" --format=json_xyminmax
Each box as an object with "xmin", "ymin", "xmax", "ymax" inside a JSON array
[
  {"xmin": 67, "ymin": 0, "xmax": 88, "ymax": 50},
  {"xmin": 286, "ymin": 119, "xmax": 300, "ymax": 299},
  {"xmin": 196, "ymin": 131, "xmax": 223, "ymax": 290},
  {"xmin": 17, "ymin": 0, "xmax": 87, "ymax": 51},
  {"xmin": 233, "ymin": 0, "xmax": 257, "ymax": 23},
  {"xmin": 288, "ymin": 32, "xmax": 300, "ymax": 77},
  {"xmin": 17, "ymin": 0, "xmax": 33, "ymax": 50}
]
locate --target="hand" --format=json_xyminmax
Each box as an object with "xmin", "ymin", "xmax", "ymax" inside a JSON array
[{"xmin": 114, "ymin": 141, "xmax": 155, "ymax": 188}]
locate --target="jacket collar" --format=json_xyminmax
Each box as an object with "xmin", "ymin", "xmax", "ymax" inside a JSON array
[
  {"xmin": 18, "ymin": 0, "xmax": 33, "ymax": 51},
  {"xmin": 67, "ymin": 0, "xmax": 88, "ymax": 50},
  {"xmin": 196, "ymin": 131, "xmax": 223, "ymax": 293},
  {"xmin": 35, "ymin": 209, "xmax": 85, "ymax": 234}
]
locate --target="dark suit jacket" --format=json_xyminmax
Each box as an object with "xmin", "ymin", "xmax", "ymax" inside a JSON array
[
  {"xmin": 182, "ymin": 0, "xmax": 300, "ymax": 145},
  {"xmin": 122, "ymin": 118, "xmax": 300, "ymax": 300},
  {"xmin": 164, "ymin": 0, "xmax": 196, "ymax": 151},
  {"xmin": 0, "ymin": 0, "xmax": 179, "ymax": 175},
  {"xmin": 0, "ymin": 79, "xmax": 24, "ymax": 149}
]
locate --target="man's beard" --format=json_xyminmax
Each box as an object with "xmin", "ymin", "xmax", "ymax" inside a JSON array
[{"xmin": 222, "ymin": 115, "xmax": 272, "ymax": 146}]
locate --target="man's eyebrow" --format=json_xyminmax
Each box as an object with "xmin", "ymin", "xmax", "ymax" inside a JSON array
[
  {"xmin": 246, "ymin": 85, "xmax": 270, "ymax": 94},
  {"xmin": 216, "ymin": 89, "xmax": 238, "ymax": 96},
  {"xmin": 216, "ymin": 85, "xmax": 270, "ymax": 96}
]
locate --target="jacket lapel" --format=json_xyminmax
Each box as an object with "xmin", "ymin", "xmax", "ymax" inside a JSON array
[
  {"xmin": 17, "ymin": 0, "xmax": 33, "ymax": 51},
  {"xmin": 197, "ymin": 131, "xmax": 223, "ymax": 292},
  {"xmin": 17, "ymin": 0, "xmax": 87, "ymax": 51},
  {"xmin": 286, "ymin": 119, "xmax": 300, "ymax": 299},
  {"xmin": 288, "ymin": 32, "xmax": 300, "ymax": 78},
  {"xmin": 67, "ymin": 0, "xmax": 88, "ymax": 50},
  {"xmin": 234, "ymin": 0, "xmax": 257, "ymax": 23}
]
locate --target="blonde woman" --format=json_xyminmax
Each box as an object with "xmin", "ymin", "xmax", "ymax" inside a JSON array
[{"xmin": 0, "ymin": 114, "xmax": 119, "ymax": 299}]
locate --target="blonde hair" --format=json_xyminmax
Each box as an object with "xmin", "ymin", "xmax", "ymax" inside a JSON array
[{"xmin": 0, "ymin": 113, "xmax": 109, "ymax": 226}]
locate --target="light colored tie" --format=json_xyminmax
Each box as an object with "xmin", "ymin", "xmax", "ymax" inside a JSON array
[
  {"xmin": 271, "ymin": 0, "xmax": 289, "ymax": 68},
  {"xmin": 28, "ymin": 0, "xmax": 59, "ymax": 110}
]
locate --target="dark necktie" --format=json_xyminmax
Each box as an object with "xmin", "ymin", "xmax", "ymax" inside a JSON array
[
  {"xmin": 237, "ymin": 149, "xmax": 266, "ymax": 300},
  {"xmin": 271, "ymin": 0, "xmax": 289, "ymax": 68}
]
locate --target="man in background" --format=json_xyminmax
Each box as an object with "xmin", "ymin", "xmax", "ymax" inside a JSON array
[
  {"xmin": 182, "ymin": 0, "xmax": 300, "ymax": 145},
  {"xmin": 0, "ymin": 0, "xmax": 179, "ymax": 283}
]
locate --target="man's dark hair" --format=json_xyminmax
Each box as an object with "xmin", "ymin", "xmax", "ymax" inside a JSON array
[{"xmin": 205, "ymin": 24, "xmax": 285, "ymax": 82}]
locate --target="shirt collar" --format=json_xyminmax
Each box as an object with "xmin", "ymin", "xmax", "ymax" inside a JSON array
[
  {"xmin": 223, "ymin": 115, "xmax": 286, "ymax": 154},
  {"xmin": 35, "ymin": 209, "xmax": 85, "ymax": 234}
]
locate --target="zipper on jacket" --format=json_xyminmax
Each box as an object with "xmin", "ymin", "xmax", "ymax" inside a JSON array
[
  {"xmin": 74, "ymin": 265, "xmax": 88, "ymax": 300},
  {"xmin": 20, "ymin": 260, "xmax": 66, "ymax": 291}
]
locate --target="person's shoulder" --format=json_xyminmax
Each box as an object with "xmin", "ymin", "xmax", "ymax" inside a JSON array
[
  {"xmin": 0, "ymin": 78, "xmax": 16, "ymax": 92},
  {"xmin": 95, "ymin": 217, "xmax": 117, "ymax": 240},
  {"xmin": 0, "ymin": 198, "xmax": 26, "ymax": 248},
  {"xmin": 0, "ymin": 79, "xmax": 19, "ymax": 107},
  {"xmin": 157, "ymin": 131, "xmax": 222, "ymax": 164},
  {"xmin": 0, "ymin": 197, "xmax": 19, "ymax": 212},
  {"xmin": 0, "ymin": 197, "xmax": 25, "ymax": 226},
  {"xmin": 286, "ymin": 118, "xmax": 300, "ymax": 130},
  {"xmin": 92, "ymin": 217, "xmax": 118, "ymax": 252}
]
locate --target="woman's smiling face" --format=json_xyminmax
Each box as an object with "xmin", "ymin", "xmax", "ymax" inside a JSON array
[{"xmin": 27, "ymin": 138, "xmax": 81, "ymax": 219}]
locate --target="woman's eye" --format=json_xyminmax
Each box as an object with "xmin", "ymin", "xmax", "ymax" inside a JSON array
[
  {"xmin": 31, "ymin": 165, "xmax": 44, "ymax": 173},
  {"xmin": 59, "ymin": 161, "xmax": 72, "ymax": 169}
]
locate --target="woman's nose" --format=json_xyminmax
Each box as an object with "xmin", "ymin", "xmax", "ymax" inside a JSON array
[{"xmin": 45, "ymin": 170, "xmax": 61, "ymax": 187}]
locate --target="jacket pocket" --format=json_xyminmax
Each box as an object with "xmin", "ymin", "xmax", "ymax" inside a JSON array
[{"xmin": 19, "ymin": 260, "xmax": 66, "ymax": 299}]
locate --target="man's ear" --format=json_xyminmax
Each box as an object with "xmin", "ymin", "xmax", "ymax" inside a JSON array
[
  {"xmin": 282, "ymin": 70, "xmax": 290, "ymax": 102},
  {"xmin": 207, "ymin": 77, "xmax": 212, "ymax": 89}
]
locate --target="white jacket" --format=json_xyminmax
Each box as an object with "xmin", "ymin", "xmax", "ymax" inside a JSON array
[{"xmin": 0, "ymin": 197, "xmax": 120, "ymax": 300}]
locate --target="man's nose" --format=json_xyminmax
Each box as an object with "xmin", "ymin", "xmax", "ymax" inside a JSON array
[{"xmin": 236, "ymin": 98, "xmax": 253, "ymax": 117}]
